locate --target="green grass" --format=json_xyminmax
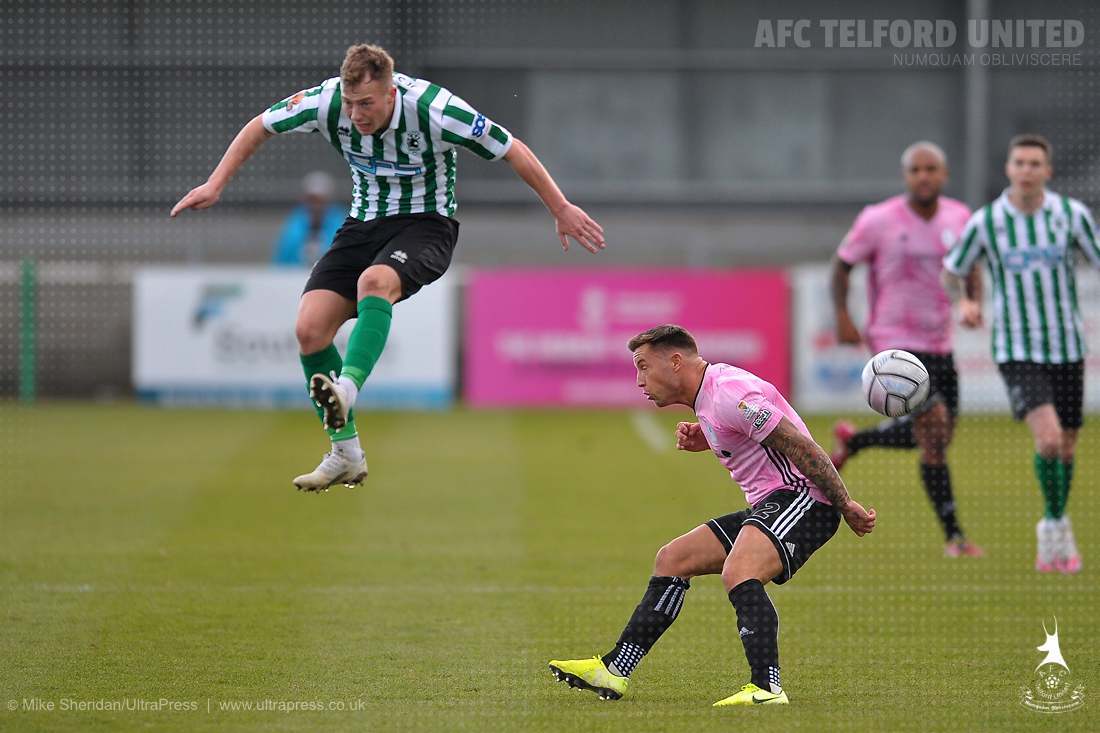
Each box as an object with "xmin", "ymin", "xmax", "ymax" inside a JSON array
[{"xmin": 0, "ymin": 403, "xmax": 1097, "ymax": 732}]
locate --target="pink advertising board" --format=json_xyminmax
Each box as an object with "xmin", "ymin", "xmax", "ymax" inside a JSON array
[{"xmin": 465, "ymin": 269, "xmax": 789, "ymax": 406}]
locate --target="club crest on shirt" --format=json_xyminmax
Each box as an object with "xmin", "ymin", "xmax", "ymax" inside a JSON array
[
  {"xmin": 738, "ymin": 401, "xmax": 771, "ymax": 430},
  {"xmin": 941, "ymin": 229, "xmax": 956, "ymax": 247},
  {"xmin": 403, "ymin": 131, "xmax": 424, "ymax": 155}
]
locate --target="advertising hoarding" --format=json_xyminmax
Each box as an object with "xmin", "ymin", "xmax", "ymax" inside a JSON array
[{"xmin": 465, "ymin": 269, "xmax": 789, "ymax": 407}]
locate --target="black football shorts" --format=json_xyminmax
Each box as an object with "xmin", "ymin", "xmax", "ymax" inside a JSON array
[
  {"xmin": 908, "ymin": 351, "xmax": 959, "ymax": 419},
  {"xmin": 997, "ymin": 360, "xmax": 1084, "ymax": 428},
  {"xmin": 707, "ymin": 489, "xmax": 841, "ymax": 584},
  {"xmin": 304, "ymin": 212, "xmax": 459, "ymax": 302}
]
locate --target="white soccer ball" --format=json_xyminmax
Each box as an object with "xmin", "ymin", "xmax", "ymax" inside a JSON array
[{"xmin": 861, "ymin": 350, "xmax": 931, "ymax": 417}]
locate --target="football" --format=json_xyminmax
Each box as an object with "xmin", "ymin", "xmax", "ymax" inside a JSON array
[{"xmin": 861, "ymin": 350, "xmax": 931, "ymax": 417}]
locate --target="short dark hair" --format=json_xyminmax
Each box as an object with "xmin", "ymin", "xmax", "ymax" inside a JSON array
[
  {"xmin": 1008, "ymin": 133, "xmax": 1052, "ymax": 163},
  {"xmin": 340, "ymin": 44, "xmax": 394, "ymax": 89},
  {"xmin": 627, "ymin": 324, "xmax": 698, "ymax": 354}
]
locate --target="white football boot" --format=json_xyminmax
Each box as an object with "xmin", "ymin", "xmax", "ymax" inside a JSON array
[
  {"xmin": 1035, "ymin": 518, "xmax": 1056, "ymax": 573},
  {"xmin": 293, "ymin": 452, "xmax": 367, "ymax": 492},
  {"xmin": 1053, "ymin": 516, "xmax": 1082, "ymax": 574}
]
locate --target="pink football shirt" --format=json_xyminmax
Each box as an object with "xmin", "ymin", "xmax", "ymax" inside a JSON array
[
  {"xmin": 838, "ymin": 195, "xmax": 971, "ymax": 355},
  {"xmin": 694, "ymin": 363, "xmax": 829, "ymax": 507}
]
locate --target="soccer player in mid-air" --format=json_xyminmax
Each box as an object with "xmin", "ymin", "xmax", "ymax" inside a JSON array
[
  {"xmin": 943, "ymin": 134, "xmax": 1100, "ymax": 574},
  {"xmin": 172, "ymin": 44, "xmax": 604, "ymax": 491},
  {"xmin": 549, "ymin": 325, "xmax": 876, "ymax": 706},
  {"xmin": 829, "ymin": 141, "xmax": 983, "ymax": 557}
]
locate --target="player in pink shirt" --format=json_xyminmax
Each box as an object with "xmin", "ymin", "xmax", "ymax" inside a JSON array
[
  {"xmin": 829, "ymin": 141, "xmax": 983, "ymax": 558},
  {"xmin": 549, "ymin": 325, "xmax": 875, "ymax": 707}
]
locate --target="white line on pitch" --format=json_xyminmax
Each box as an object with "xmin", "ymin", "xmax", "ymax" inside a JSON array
[{"xmin": 630, "ymin": 410, "xmax": 672, "ymax": 453}]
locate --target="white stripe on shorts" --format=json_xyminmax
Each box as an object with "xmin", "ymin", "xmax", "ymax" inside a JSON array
[{"xmin": 771, "ymin": 494, "xmax": 815, "ymax": 539}]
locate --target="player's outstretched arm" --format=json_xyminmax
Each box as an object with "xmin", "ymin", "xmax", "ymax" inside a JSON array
[
  {"xmin": 941, "ymin": 269, "xmax": 982, "ymax": 328},
  {"xmin": 675, "ymin": 422, "xmax": 709, "ymax": 452},
  {"xmin": 761, "ymin": 417, "xmax": 876, "ymax": 536},
  {"xmin": 170, "ymin": 114, "xmax": 274, "ymax": 217},
  {"xmin": 502, "ymin": 139, "xmax": 605, "ymax": 253}
]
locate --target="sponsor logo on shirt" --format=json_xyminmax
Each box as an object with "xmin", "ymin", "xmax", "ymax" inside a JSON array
[
  {"xmin": 347, "ymin": 152, "xmax": 423, "ymax": 177},
  {"xmin": 284, "ymin": 92, "xmax": 305, "ymax": 113},
  {"xmin": 390, "ymin": 250, "xmax": 408, "ymax": 264},
  {"xmin": 471, "ymin": 113, "xmax": 488, "ymax": 139},
  {"xmin": 1002, "ymin": 247, "xmax": 1065, "ymax": 272},
  {"xmin": 337, "ymin": 125, "xmax": 352, "ymax": 138},
  {"xmin": 738, "ymin": 400, "xmax": 772, "ymax": 430}
]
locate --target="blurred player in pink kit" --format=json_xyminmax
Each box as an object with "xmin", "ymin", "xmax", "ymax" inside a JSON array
[
  {"xmin": 829, "ymin": 141, "xmax": 984, "ymax": 558},
  {"xmin": 548, "ymin": 325, "xmax": 875, "ymax": 708}
]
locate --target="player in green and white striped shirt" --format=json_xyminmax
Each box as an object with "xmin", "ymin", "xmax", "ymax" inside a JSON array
[
  {"xmin": 943, "ymin": 134, "xmax": 1100, "ymax": 575},
  {"xmin": 172, "ymin": 44, "xmax": 605, "ymax": 492}
]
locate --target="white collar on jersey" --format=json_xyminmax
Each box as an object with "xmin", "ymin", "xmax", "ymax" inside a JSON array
[{"xmin": 998, "ymin": 187, "xmax": 1055, "ymax": 216}]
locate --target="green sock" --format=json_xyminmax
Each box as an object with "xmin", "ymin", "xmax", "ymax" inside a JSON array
[
  {"xmin": 300, "ymin": 344, "xmax": 357, "ymax": 440},
  {"xmin": 1033, "ymin": 454, "xmax": 1066, "ymax": 519},
  {"xmin": 340, "ymin": 296, "xmax": 393, "ymax": 389},
  {"xmin": 1062, "ymin": 460, "xmax": 1074, "ymax": 514}
]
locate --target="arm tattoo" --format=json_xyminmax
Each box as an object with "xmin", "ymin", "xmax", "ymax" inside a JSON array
[{"xmin": 761, "ymin": 418, "xmax": 851, "ymax": 510}]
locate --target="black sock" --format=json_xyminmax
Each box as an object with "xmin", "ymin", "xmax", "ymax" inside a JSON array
[
  {"xmin": 920, "ymin": 462, "xmax": 962, "ymax": 541},
  {"xmin": 728, "ymin": 579, "xmax": 780, "ymax": 692},
  {"xmin": 602, "ymin": 576, "xmax": 690, "ymax": 677},
  {"xmin": 847, "ymin": 416, "xmax": 916, "ymax": 456}
]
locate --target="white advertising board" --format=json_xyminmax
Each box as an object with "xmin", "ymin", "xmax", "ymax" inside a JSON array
[
  {"xmin": 791, "ymin": 262, "xmax": 1100, "ymax": 415},
  {"xmin": 133, "ymin": 266, "xmax": 455, "ymax": 409}
]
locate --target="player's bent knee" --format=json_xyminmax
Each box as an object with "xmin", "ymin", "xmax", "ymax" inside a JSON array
[
  {"xmin": 356, "ymin": 267, "xmax": 402, "ymax": 302},
  {"xmin": 1036, "ymin": 441, "xmax": 1061, "ymax": 460},
  {"xmin": 721, "ymin": 562, "xmax": 763, "ymax": 591},
  {"xmin": 295, "ymin": 319, "xmax": 334, "ymax": 355},
  {"xmin": 653, "ymin": 543, "xmax": 687, "ymax": 577},
  {"xmin": 1034, "ymin": 431, "xmax": 1062, "ymax": 459}
]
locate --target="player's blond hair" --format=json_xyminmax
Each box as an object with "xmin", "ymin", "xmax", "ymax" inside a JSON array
[
  {"xmin": 340, "ymin": 44, "xmax": 394, "ymax": 89},
  {"xmin": 1008, "ymin": 133, "xmax": 1052, "ymax": 163},
  {"xmin": 627, "ymin": 325, "xmax": 698, "ymax": 354}
]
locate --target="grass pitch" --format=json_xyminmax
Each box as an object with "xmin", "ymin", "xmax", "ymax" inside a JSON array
[{"xmin": 0, "ymin": 403, "xmax": 1097, "ymax": 732}]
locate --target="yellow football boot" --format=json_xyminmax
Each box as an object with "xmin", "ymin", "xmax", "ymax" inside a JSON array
[
  {"xmin": 713, "ymin": 683, "xmax": 789, "ymax": 707},
  {"xmin": 548, "ymin": 657, "xmax": 628, "ymax": 700}
]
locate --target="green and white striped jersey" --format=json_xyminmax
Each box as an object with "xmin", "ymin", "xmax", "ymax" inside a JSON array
[
  {"xmin": 261, "ymin": 73, "xmax": 513, "ymax": 220},
  {"xmin": 943, "ymin": 189, "xmax": 1100, "ymax": 364}
]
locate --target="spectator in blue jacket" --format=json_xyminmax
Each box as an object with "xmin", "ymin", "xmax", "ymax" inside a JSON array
[{"xmin": 272, "ymin": 171, "xmax": 347, "ymax": 266}]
